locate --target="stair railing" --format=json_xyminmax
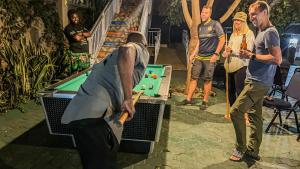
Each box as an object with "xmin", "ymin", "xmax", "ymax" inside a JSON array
[
  {"xmin": 87, "ymin": 0, "xmax": 122, "ymax": 62},
  {"xmin": 148, "ymin": 28, "xmax": 161, "ymax": 63}
]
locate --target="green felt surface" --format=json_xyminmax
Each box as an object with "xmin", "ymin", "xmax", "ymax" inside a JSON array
[
  {"xmin": 55, "ymin": 64, "xmax": 165, "ymax": 97},
  {"xmin": 133, "ymin": 64, "xmax": 165, "ymax": 96},
  {"xmin": 55, "ymin": 72, "xmax": 90, "ymax": 92}
]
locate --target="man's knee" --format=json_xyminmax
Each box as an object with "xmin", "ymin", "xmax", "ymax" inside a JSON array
[{"xmin": 230, "ymin": 108, "xmax": 244, "ymax": 121}]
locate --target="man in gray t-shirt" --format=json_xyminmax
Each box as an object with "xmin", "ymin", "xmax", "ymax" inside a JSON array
[
  {"xmin": 61, "ymin": 32, "xmax": 149, "ymax": 169},
  {"xmin": 229, "ymin": 1, "xmax": 282, "ymax": 162}
]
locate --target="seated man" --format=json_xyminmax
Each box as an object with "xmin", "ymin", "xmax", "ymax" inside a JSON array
[
  {"xmin": 61, "ymin": 32, "xmax": 149, "ymax": 169},
  {"xmin": 64, "ymin": 9, "xmax": 91, "ymax": 73}
]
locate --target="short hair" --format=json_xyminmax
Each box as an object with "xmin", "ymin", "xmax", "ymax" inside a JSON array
[
  {"xmin": 249, "ymin": 1, "xmax": 270, "ymax": 14},
  {"xmin": 126, "ymin": 32, "xmax": 147, "ymax": 46},
  {"xmin": 67, "ymin": 9, "xmax": 78, "ymax": 20},
  {"xmin": 202, "ymin": 5, "xmax": 212, "ymax": 12}
]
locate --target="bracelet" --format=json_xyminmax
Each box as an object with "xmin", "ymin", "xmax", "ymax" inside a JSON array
[
  {"xmin": 251, "ymin": 53, "xmax": 256, "ymax": 59},
  {"xmin": 214, "ymin": 52, "xmax": 219, "ymax": 56}
]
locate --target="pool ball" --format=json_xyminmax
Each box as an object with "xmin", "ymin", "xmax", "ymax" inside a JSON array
[
  {"xmin": 148, "ymin": 84, "xmax": 154, "ymax": 89},
  {"xmin": 149, "ymin": 70, "xmax": 153, "ymax": 74},
  {"xmin": 141, "ymin": 85, "xmax": 146, "ymax": 90},
  {"xmin": 152, "ymin": 74, "xmax": 157, "ymax": 79},
  {"xmin": 145, "ymin": 74, "xmax": 148, "ymax": 78}
]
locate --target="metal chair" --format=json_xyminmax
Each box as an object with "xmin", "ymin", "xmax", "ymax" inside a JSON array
[
  {"xmin": 267, "ymin": 66, "xmax": 287, "ymax": 100},
  {"xmin": 264, "ymin": 68, "xmax": 300, "ymax": 133}
]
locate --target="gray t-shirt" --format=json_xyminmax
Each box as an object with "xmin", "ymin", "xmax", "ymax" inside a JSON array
[
  {"xmin": 61, "ymin": 42, "xmax": 149, "ymax": 124},
  {"xmin": 91, "ymin": 42, "xmax": 149, "ymax": 112},
  {"xmin": 246, "ymin": 26, "xmax": 280, "ymax": 86},
  {"xmin": 198, "ymin": 19, "xmax": 224, "ymax": 57}
]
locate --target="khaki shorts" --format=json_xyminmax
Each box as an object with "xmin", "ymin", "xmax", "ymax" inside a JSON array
[{"xmin": 191, "ymin": 59, "xmax": 216, "ymax": 80}]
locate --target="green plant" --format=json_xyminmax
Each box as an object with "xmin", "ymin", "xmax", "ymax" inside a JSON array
[{"xmin": 0, "ymin": 37, "xmax": 55, "ymax": 112}]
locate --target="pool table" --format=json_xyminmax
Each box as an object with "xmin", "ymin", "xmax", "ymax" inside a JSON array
[{"xmin": 39, "ymin": 64, "xmax": 172, "ymax": 153}]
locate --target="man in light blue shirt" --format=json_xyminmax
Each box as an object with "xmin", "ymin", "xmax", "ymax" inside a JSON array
[{"xmin": 229, "ymin": 1, "xmax": 282, "ymax": 162}]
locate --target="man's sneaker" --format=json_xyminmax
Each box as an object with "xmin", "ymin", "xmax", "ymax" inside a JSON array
[
  {"xmin": 177, "ymin": 99, "xmax": 194, "ymax": 106},
  {"xmin": 244, "ymin": 150, "xmax": 261, "ymax": 161},
  {"xmin": 200, "ymin": 101, "xmax": 208, "ymax": 110}
]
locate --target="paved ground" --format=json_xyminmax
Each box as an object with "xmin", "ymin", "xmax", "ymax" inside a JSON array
[{"xmin": 0, "ymin": 45, "xmax": 299, "ymax": 169}]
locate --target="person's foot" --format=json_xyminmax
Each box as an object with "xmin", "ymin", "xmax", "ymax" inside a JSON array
[
  {"xmin": 244, "ymin": 150, "xmax": 261, "ymax": 161},
  {"xmin": 229, "ymin": 149, "xmax": 244, "ymax": 162},
  {"xmin": 176, "ymin": 99, "xmax": 195, "ymax": 106},
  {"xmin": 200, "ymin": 101, "xmax": 208, "ymax": 110}
]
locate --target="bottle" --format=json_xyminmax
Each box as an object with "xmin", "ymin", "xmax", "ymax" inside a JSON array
[{"xmin": 240, "ymin": 34, "xmax": 247, "ymax": 50}]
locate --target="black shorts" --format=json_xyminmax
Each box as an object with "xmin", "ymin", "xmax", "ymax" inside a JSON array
[{"xmin": 191, "ymin": 59, "xmax": 216, "ymax": 81}]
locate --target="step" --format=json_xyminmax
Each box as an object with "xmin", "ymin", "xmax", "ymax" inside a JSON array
[
  {"xmin": 111, "ymin": 21, "xmax": 127, "ymax": 25},
  {"xmin": 103, "ymin": 41, "xmax": 120, "ymax": 47},
  {"xmin": 100, "ymin": 46, "xmax": 116, "ymax": 52},
  {"xmin": 97, "ymin": 51, "xmax": 109, "ymax": 58},
  {"xmin": 106, "ymin": 31, "xmax": 127, "ymax": 38},
  {"xmin": 104, "ymin": 37, "xmax": 126, "ymax": 43},
  {"xmin": 115, "ymin": 12, "xmax": 129, "ymax": 18},
  {"xmin": 108, "ymin": 26, "xmax": 128, "ymax": 32},
  {"xmin": 128, "ymin": 27, "xmax": 139, "ymax": 32}
]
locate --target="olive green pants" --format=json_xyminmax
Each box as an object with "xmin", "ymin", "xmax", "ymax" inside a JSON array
[{"xmin": 230, "ymin": 81, "xmax": 269, "ymax": 154}]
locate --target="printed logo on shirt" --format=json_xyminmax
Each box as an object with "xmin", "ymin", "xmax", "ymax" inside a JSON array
[{"xmin": 207, "ymin": 26, "xmax": 212, "ymax": 32}]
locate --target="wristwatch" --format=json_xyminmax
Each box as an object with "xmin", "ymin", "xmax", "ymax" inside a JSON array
[{"xmin": 251, "ymin": 53, "xmax": 256, "ymax": 59}]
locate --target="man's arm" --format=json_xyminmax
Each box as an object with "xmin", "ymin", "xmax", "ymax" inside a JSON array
[
  {"xmin": 117, "ymin": 44, "xmax": 137, "ymax": 120},
  {"xmin": 82, "ymin": 31, "xmax": 91, "ymax": 38},
  {"xmin": 73, "ymin": 31, "xmax": 90, "ymax": 42},
  {"xmin": 73, "ymin": 28, "xmax": 91, "ymax": 42},
  {"xmin": 240, "ymin": 46, "xmax": 282, "ymax": 65},
  {"xmin": 255, "ymin": 46, "xmax": 282, "ymax": 65},
  {"xmin": 211, "ymin": 35, "xmax": 225, "ymax": 62},
  {"xmin": 216, "ymin": 35, "xmax": 225, "ymax": 54}
]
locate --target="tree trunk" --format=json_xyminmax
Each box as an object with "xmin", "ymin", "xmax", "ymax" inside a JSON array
[
  {"xmin": 182, "ymin": 0, "xmax": 200, "ymax": 94},
  {"xmin": 219, "ymin": 0, "xmax": 241, "ymax": 23}
]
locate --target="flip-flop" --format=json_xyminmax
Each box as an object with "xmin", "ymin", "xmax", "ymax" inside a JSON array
[{"xmin": 229, "ymin": 149, "xmax": 244, "ymax": 162}]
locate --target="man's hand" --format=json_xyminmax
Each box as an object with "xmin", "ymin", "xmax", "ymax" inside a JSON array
[
  {"xmin": 210, "ymin": 54, "xmax": 218, "ymax": 63},
  {"xmin": 239, "ymin": 49, "xmax": 253, "ymax": 59},
  {"xmin": 222, "ymin": 46, "xmax": 232, "ymax": 58},
  {"xmin": 82, "ymin": 31, "xmax": 91, "ymax": 38},
  {"xmin": 121, "ymin": 98, "xmax": 135, "ymax": 121},
  {"xmin": 189, "ymin": 56, "xmax": 195, "ymax": 64}
]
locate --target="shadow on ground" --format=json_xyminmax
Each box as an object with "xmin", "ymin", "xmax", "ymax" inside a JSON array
[
  {"xmin": 118, "ymin": 104, "xmax": 171, "ymax": 168},
  {"xmin": 0, "ymin": 105, "xmax": 172, "ymax": 169},
  {"xmin": 11, "ymin": 121, "xmax": 74, "ymax": 148},
  {"xmin": 203, "ymin": 157, "xmax": 300, "ymax": 169}
]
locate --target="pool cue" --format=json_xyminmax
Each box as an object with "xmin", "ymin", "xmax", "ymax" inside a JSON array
[
  {"xmin": 117, "ymin": 90, "xmax": 144, "ymax": 126},
  {"xmin": 224, "ymin": 32, "xmax": 231, "ymax": 119}
]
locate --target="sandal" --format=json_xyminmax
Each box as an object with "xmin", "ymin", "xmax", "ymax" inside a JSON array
[{"xmin": 229, "ymin": 149, "xmax": 244, "ymax": 162}]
